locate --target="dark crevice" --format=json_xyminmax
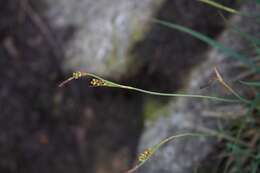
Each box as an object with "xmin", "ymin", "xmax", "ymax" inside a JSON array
[{"xmin": 127, "ymin": 0, "xmax": 239, "ymax": 94}]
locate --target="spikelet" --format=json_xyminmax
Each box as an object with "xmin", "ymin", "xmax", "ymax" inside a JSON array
[
  {"xmin": 138, "ymin": 148, "xmax": 152, "ymax": 162},
  {"xmin": 72, "ymin": 71, "xmax": 83, "ymax": 79},
  {"xmin": 90, "ymin": 78, "xmax": 107, "ymax": 87}
]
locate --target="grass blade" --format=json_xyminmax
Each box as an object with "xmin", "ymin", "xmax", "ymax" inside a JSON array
[
  {"xmin": 198, "ymin": 0, "xmax": 259, "ymax": 17},
  {"xmin": 198, "ymin": 0, "xmax": 238, "ymax": 14},
  {"xmin": 152, "ymin": 19, "xmax": 259, "ymax": 73},
  {"xmin": 239, "ymin": 80, "xmax": 260, "ymax": 87}
]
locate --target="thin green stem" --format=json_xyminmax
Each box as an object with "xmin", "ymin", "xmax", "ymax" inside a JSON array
[
  {"xmin": 126, "ymin": 133, "xmax": 208, "ymax": 173},
  {"xmin": 198, "ymin": 0, "xmax": 238, "ymax": 14},
  {"xmin": 60, "ymin": 71, "xmax": 243, "ymax": 103},
  {"xmin": 199, "ymin": 0, "xmax": 260, "ymax": 18},
  {"xmin": 107, "ymin": 81, "xmax": 240, "ymax": 103},
  {"xmin": 124, "ymin": 86, "xmax": 240, "ymax": 103},
  {"xmin": 152, "ymin": 133, "xmax": 209, "ymax": 151}
]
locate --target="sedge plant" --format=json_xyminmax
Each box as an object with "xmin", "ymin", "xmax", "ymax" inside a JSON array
[
  {"xmin": 59, "ymin": 1, "xmax": 260, "ymax": 172},
  {"xmin": 59, "ymin": 67, "xmax": 252, "ymax": 172}
]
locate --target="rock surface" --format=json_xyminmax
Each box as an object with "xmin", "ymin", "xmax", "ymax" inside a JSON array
[
  {"xmin": 137, "ymin": 2, "xmax": 260, "ymax": 173},
  {"xmin": 45, "ymin": 0, "xmax": 164, "ymax": 78}
]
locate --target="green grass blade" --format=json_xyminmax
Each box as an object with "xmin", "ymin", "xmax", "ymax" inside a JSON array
[
  {"xmin": 152, "ymin": 19, "xmax": 259, "ymax": 73},
  {"xmin": 198, "ymin": 0, "xmax": 259, "ymax": 17},
  {"xmin": 125, "ymin": 86, "xmax": 240, "ymax": 103},
  {"xmin": 198, "ymin": 0, "xmax": 238, "ymax": 14},
  {"xmin": 239, "ymin": 80, "xmax": 260, "ymax": 87}
]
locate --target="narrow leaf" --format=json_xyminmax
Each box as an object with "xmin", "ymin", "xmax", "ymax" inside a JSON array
[{"xmin": 153, "ymin": 19, "xmax": 259, "ymax": 73}]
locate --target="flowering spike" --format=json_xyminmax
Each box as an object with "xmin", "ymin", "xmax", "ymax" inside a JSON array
[
  {"xmin": 138, "ymin": 148, "xmax": 153, "ymax": 162},
  {"xmin": 72, "ymin": 71, "xmax": 83, "ymax": 79},
  {"xmin": 90, "ymin": 78, "xmax": 107, "ymax": 87}
]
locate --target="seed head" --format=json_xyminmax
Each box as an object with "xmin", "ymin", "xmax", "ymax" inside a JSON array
[
  {"xmin": 73, "ymin": 71, "xmax": 83, "ymax": 79},
  {"xmin": 90, "ymin": 78, "xmax": 106, "ymax": 87},
  {"xmin": 138, "ymin": 148, "xmax": 152, "ymax": 162}
]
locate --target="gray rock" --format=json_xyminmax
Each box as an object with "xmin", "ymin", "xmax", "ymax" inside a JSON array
[
  {"xmin": 137, "ymin": 2, "xmax": 260, "ymax": 173},
  {"xmin": 45, "ymin": 0, "xmax": 164, "ymax": 79}
]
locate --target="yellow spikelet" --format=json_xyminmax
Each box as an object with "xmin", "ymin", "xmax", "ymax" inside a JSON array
[
  {"xmin": 90, "ymin": 78, "xmax": 107, "ymax": 87},
  {"xmin": 138, "ymin": 148, "xmax": 152, "ymax": 162}
]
